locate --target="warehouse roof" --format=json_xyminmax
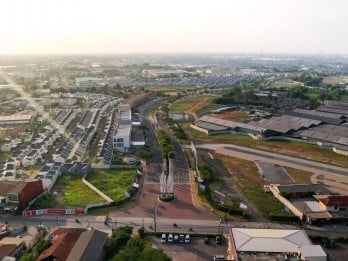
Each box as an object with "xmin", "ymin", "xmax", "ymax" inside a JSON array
[
  {"xmin": 249, "ymin": 115, "xmax": 322, "ymax": 134},
  {"xmin": 231, "ymin": 228, "xmax": 312, "ymax": 253}
]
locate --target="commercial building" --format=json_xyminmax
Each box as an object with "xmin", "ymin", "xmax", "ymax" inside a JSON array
[
  {"xmin": 228, "ymin": 228, "xmax": 326, "ymax": 261},
  {"xmin": 0, "ymin": 115, "xmax": 33, "ymax": 125},
  {"xmin": 114, "ymin": 104, "xmax": 132, "ymax": 152},
  {"xmin": 75, "ymin": 77, "xmax": 102, "ymax": 88}
]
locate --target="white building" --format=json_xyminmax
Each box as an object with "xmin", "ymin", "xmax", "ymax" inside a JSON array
[
  {"xmin": 114, "ymin": 104, "xmax": 131, "ymax": 152},
  {"xmin": 75, "ymin": 77, "xmax": 102, "ymax": 88},
  {"xmin": 228, "ymin": 228, "xmax": 327, "ymax": 261}
]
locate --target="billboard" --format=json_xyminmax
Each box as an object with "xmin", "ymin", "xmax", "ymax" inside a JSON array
[{"xmin": 23, "ymin": 208, "xmax": 85, "ymax": 217}]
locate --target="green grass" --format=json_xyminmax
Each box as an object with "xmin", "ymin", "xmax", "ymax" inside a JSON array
[
  {"xmin": 270, "ymin": 82, "xmax": 302, "ymax": 89},
  {"xmin": 169, "ymin": 95, "xmax": 214, "ymax": 112},
  {"xmin": 183, "ymin": 123, "xmax": 348, "ymax": 167},
  {"xmin": 237, "ymin": 176, "xmax": 293, "ymax": 218},
  {"xmin": 217, "ymin": 155, "xmax": 295, "ymax": 219},
  {"xmin": 30, "ymin": 193, "xmax": 58, "ymax": 210},
  {"xmin": 0, "ymin": 151, "xmax": 11, "ymax": 161},
  {"xmin": 55, "ymin": 175, "xmax": 104, "ymax": 207},
  {"xmin": 87, "ymin": 169, "xmax": 135, "ymax": 204}
]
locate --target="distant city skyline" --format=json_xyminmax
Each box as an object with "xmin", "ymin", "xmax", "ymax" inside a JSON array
[{"xmin": 1, "ymin": 0, "xmax": 348, "ymax": 55}]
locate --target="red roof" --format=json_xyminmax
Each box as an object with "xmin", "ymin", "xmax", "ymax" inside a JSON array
[
  {"xmin": 37, "ymin": 228, "xmax": 86, "ymax": 261},
  {"xmin": 320, "ymin": 195, "xmax": 348, "ymax": 207},
  {"xmin": 0, "ymin": 244, "xmax": 17, "ymax": 260}
]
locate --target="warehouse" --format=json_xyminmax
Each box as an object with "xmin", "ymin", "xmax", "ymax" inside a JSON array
[
  {"xmin": 0, "ymin": 114, "xmax": 33, "ymax": 125},
  {"xmin": 227, "ymin": 228, "xmax": 326, "ymax": 261}
]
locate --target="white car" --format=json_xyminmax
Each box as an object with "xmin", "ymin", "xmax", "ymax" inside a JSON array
[
  {"xmin": 161, "ymin": 234, "xmax": 167, "ymax": 243},
  {"xmin": 167, "ymin": 233, "xmax": 173, "ymax": 243},
  {"xmin": 185, "ymin": 234, "xmax": 190, "ymax": 243}
]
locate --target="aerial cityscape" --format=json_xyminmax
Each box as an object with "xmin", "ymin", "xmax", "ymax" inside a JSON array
[{"xmin": 0, "ymin": 1, "xmax": 348, "ymax": 261}]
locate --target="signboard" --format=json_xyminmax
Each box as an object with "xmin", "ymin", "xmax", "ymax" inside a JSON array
[
  {"xmin": 213, "ymin": 191, "xmax": 226, "ymax": 205},
  {"xmin": 22, "ymin": 208, "xmax": 85, "ymax": 217}
]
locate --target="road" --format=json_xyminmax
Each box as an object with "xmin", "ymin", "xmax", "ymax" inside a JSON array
[
  {"xmin": 2, "ymin": 215, "xmax": 348, "ymax": 239},
  {"xmin": 194, "ymin": 143, "xmax": 348, "ymax": 177}
]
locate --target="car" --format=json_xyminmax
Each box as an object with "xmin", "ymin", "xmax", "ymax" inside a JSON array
[
  {"xmin": 184, "ymin": 234, "xmax": 190, "ymax": 243},
  {"xmin": 213, "ymin": 255, "xmax": 225, "ymax": 261},
  {"xmin": 173, "ymin": 234, "xmax": 179, "ymax": 243},
  {"xmin": 167, "ymin": 234, "xmax": 173, "ymax": 243},
  {"xmin": 161, "ymin": 234, "xmax": 167, "ymax": 243},
  {"xmin": 179, "ymin": 234, "xmax": 185, "ymax": 243},
  {"xmin": 216, "ymin": 235, "xmax": 222, "ymax": 245}
]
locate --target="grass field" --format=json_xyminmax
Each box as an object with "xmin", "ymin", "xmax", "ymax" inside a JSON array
[
  {"xmin": 87, "ymin": 168, "xmax": 135, "ymax": 204},
  {"xmin": 54, "ymin": 175, "xmax": 104, "ymax": 208},
  {"xmin": 0, "ymin": 151, "xmax": 11, "ymax": 161},
  {"xmin": 182, "ymin": 123, "xmax": 348, "ymax": 167},
  {"xmin": 217, "ymin": 155, "xmax": 294, "ymax": 218},
  {"xmin": 270, "ymin": 82, "xmax": 302, "ymax": 89},
  {"xmin": 169, "ymin": 95, "xmax": 215, "ymax": 113},
  {"xmin": 283, "ymin": 166, "xmax": 313, "ymax": 184}
]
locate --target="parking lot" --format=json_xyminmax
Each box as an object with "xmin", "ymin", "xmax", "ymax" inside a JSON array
[
  {"xmin": 152, "ymin": 235, "xmax": 227, "ymax": 261},
  {"xmin": 255, "ymin": 161, "xmax": 294, "ymax": 182}
]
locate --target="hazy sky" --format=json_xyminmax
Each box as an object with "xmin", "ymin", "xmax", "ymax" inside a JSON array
[{"xmin": 1, "ymin": 0, "xmax": 347, "ymax": 54}]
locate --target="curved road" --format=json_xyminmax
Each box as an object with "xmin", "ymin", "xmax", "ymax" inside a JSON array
[{"xmin": 195, "ymin": 143, "xmax": 348, "ymax": 177}]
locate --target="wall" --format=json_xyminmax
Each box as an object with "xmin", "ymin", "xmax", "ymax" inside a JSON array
[{"xmin": 18, "ymin": 180, "xmax": 44, "ymax": 209}]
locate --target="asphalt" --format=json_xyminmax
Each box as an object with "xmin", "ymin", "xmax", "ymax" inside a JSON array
[{"xmin": 194, "ymin": 143, "xmax": 348, "ymax": 178}]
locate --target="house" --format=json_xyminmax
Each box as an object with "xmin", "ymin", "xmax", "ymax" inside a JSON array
[
  {"xmin": 66, "ymin": 229, "xmax": 108, "ymax": 261},
  {"xmin": 37, "ymin": 228, "xmax": 86, "ymax": 261},
  {"xmin": 315, "ymin": 195, "xmax": 348, "ymax": 214},
  {"xmin": 0, "ymin": 180, "xmax": 43, "ymax": 210},
  {"xmin": 0, "ymin": 244, "xmax": 17, "ymax": 260},
  {"xmin": 37, "ymin": 228, "xmax": 107, "ymax": 261}
]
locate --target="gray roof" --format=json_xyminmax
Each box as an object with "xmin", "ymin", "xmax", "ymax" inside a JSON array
[
  {"xmin": 296, "ymin": 124, "xmax": 348, "ymax": 146},
  {"xmin": 249, "ymin": 115, "xmax": 322, "ymax": 134},
  {"xmin": 275, "ymin": 184, "xmax": 330, "ymax": 194},
  {"xmin": 66, "ymin": 229, "xmax": 108, "ymax": 261}
]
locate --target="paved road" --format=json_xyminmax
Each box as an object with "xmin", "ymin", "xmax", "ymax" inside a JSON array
[
  {"xmin": 2, "ymin": 215, "xmax": 348, "ymax": 238},
  {"xmin": 194, "ymin": 143, "xmax": 348, "ymax": 178}
]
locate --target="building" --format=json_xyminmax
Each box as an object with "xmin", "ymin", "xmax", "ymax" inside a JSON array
[
  {"xmin": 0, "ymin": 115, "xmax": 33, "ymax": 125},
  {"xmin": 75, "ymin": 77, "xmax": 102, "ymax": 88},
  {"xmin": 228, "ymin": 228, "xmax": 327, "ymax": 261},
  {"xmin": 114, "ymin": 104, "xmax": 132, "ymax": 152},
  {"xmin": 0, "ymin": 180, "xmax": 43, "ymax": 209},
  {"xmin": 37, "ymin": 227, "xmax": 108, "ymax": 261}
]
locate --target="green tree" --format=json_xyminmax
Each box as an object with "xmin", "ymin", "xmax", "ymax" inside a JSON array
[{"xmin": 309, "ymin": 97, "xmax": 320, "ymax": 109}]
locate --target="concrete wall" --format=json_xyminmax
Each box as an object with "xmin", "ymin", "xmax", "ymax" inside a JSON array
[{"xmin": 269, "ymin": 185, "xmax": 303, "ymax": 219}]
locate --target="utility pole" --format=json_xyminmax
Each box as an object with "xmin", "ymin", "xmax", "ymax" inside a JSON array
[{"xmin": 154, "ymin": 201, "xmax": 157, "ymax": 232}]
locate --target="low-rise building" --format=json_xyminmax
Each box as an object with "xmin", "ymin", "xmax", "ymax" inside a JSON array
[
  {"xmin": 0, "ymin": 180, "xmax": 43, "ymax": 210},
  {"xmin": 227, "ymin": 228, "xmax": 327, "ymax": 261}
]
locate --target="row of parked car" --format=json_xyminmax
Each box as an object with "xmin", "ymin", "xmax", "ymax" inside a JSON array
[{"xmin": 161, "ymin": 233, "xmax": 190, "ymax": 244}]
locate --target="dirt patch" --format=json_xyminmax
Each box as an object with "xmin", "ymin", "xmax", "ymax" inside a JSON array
[{"xmin": 208, "ymin": 111, "xmax": 249, "ymax": 121}]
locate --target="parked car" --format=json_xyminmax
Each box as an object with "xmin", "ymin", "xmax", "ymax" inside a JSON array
[
  {"xmin": 167, "ymin": 234, "xmax": 173, "ymax": 243},
  {"xmin": 184, "ymin": 234, "xmax": 190, "ymax": 243},
  {"xmin": 216, "ymin": 235, "xmax": 222, "ymax": 245},
  {"xmin": 179, "ymin": 234, "xmax": 185, "ymax": 243},
  {"xmin": 174, "ymin": 234, "xmax": 179, "ymax": 243},
  {"xmin": 161, "ymin": 234, "xmax": 167, "ymax": 243}
]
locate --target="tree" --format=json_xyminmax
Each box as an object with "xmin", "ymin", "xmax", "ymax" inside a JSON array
[{"xmin": 309, "ymin": 97, "xmax": 320, "ymax": 109}]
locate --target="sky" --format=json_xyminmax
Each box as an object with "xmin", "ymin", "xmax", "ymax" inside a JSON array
[{"xmin": 1, "ymin": 0, "xmax": 347, "ymax": 54}]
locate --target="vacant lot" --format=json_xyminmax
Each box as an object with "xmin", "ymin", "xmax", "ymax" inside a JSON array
[
  {"xmin": 54, "ymin": 175, "xmax": 103, "ymax": 208},
  {"xmin": 217, "ymin": 155, "xmax": 295, "ymax": 219},
  {"xmin": 87, "ymin": 168, "xmax": 135, "ymax": 204},
  {"xmin": 182, "ymin": 123, "xmax": 348, "ymax": 167},
  {"xmin": 170, "ymin": 95, "xmax": 216, "ymax": 115},
  {"xmin": 209, "ymin": 111, "xmax": 249, "ymax": 121}
]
